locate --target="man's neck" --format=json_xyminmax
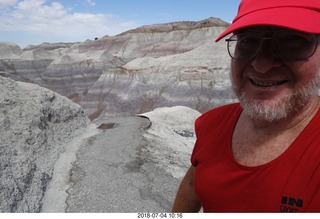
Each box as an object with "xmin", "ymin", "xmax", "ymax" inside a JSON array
[{"xmin": 232, "ymin": 97, "xmax": 320, "ymax": 166}]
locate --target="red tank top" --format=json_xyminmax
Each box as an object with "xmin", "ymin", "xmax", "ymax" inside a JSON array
[{"xmin": 191, "ymin": 103, "xmax": 320, "ymax": 212}]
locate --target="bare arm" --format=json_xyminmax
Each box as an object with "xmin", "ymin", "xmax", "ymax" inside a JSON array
[{"xmin": 171, "ymin": 166, "xmax": 201, "ymax": 212}]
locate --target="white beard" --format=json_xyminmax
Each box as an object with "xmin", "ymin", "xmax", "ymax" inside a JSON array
[{"xmin": 235, "ymin": 76, "xmax": 320, "ymax": 123}]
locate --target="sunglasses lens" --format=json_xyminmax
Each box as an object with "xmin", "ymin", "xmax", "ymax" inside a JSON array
[
  {"xmin": 227, "ymin": 34, "xmax": 262, "ymax": 60},
  {"xmin": 226, "ymin": 31, "xmax": 317, "ymax": 61},
  {"xmin": 273, "ymin": 31, "xmax": 317, "ymax": 61}
]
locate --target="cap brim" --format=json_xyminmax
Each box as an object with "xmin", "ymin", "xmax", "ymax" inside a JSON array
[{"xmin": 215, "ymin": 7, "xmax": 320, "ymax": 42}]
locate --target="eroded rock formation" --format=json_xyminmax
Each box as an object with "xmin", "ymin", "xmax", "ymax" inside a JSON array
[
  {"xmin": 0, "ymin": 18, "xmax": 233, "ymax": 212},
  {"xmin": 0, "ymin": 77, "xmax": 91, "ymax": 212},
  {"xmin": 0, "ymin": 18, "xmax": 235, "ymax": 120}
]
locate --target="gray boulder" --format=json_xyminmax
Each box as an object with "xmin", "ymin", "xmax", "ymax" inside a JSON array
[{"xmin": 0, "ymin": 77, "xmax": 91, "ymax": 212}]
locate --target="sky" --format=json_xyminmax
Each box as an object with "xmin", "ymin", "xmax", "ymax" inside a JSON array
[{"xmin": 0, "ymin": 0, "xmax": 241, "ymax": 48}]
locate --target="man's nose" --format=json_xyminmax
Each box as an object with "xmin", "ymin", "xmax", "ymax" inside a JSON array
[{"xmin": 250, "ymin": 44, "xmax": 282, "ymax": 73}]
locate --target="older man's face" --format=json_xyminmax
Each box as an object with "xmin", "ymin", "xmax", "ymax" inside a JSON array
[{"xmin": 230, "ymin": 27, "xmax": 320, "ymax": 122}]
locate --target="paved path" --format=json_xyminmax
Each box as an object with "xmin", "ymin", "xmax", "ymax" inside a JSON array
[{"xmin": 61, "ymin": 116, "xmax": 180, "ymax": 212}]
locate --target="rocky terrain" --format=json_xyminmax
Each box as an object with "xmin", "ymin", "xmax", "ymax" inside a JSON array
[
  {"xmin": 0, "ymin": 17, "xmax": 235, "ymax": 120},
  {"xmin": 0, "ymin": 76, "xmax": 200, "ymax": 212},
  {"xmin": 0, "ymin": 17, "xmax": 235, "ymax": 212},
  {"xmin": 0, "ymin": 77, "xmax": 93, "ymax": 212}
]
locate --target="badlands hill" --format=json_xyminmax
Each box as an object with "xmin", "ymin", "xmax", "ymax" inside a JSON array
[
  {"xmin": 0, "ymin": 17, "xmax": 235, "ymax": 121},
  {"xmin": 0, "ymin": 17, "xmax": 235, "ymax": 212},
  {"xmin": 0, "ymin": 76, "xmax": 200, "ymax": 212}
]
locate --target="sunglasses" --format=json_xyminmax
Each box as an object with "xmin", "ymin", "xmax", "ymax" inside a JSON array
[{"xmin": 226, "ymin": 31, "xmax": 319, "ymax": 62}]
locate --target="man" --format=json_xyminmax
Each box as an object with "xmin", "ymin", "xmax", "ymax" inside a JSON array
[{"xmin": 172, "ymin": 0, "xmax": 320, "ymax": 212}]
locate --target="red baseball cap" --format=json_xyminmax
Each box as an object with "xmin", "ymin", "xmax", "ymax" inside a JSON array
[{"xmin": 216, "ymin": 0, "xmax": 320, "ymax": 42}]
